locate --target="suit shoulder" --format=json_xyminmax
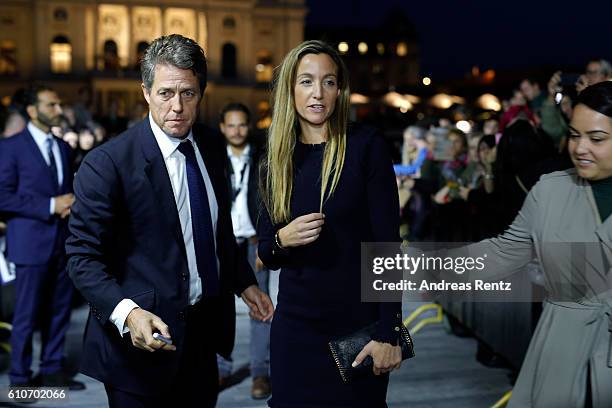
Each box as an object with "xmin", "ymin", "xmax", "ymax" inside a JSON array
[
  {"xmin": 1, "ymin": 130, "xmax": 27, "ymax": 148},
  {"xmin": 94, "ymin": 125, "xmax": 141, "ymax": 157},
  {"xmin": 193, "ymin": 122, "xmax": 225, "ymax": 149}
]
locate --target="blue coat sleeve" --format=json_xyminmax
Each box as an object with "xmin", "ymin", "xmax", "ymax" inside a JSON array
[
  {"xmin": 65, "ymin": 148, "xmax": 125, "ymax": 325},
  {"xmin": 393, "ymin": 147, "xmax": 428, "ymax": 176}
]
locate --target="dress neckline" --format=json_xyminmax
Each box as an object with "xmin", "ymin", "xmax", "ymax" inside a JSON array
[{"xmin": 297, "ymin": 139, "xmax": 326, "ymax": 150}]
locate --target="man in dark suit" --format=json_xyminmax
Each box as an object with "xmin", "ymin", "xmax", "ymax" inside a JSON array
[
  {"xmin": 65, "ymin": 34, "xmax": 274, "ymax": 407},
  {"xmin": 0, "ymin": 86, "xmax": 84, "ymax": 390},
  {"xmin": 217, "ymin": 103, "xmax": 271, "ymax": 399}
]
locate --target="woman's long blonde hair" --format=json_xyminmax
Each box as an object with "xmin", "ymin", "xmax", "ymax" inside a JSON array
[{"xmin": 262, "ymin": 40, "xmax": 351, "ymax": 225}]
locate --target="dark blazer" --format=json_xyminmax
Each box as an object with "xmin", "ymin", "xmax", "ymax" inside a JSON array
[
  {"xmin": 223, "ymin": 142, "xmax": 263, "ymax": 231},
  {"xmin": 65, "ymin": 119, "xmax": 256, "ymax": 396},
  {"xmin": 0, "ymin": 128, "xmax": 73, "ymax": 265}
]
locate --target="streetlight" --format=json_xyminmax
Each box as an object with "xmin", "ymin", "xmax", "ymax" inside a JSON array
[{"xmin": 358, "ymin": 42, "xmax": 368, "ymax": 54}]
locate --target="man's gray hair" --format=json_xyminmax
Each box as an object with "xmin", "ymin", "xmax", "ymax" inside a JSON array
[
  {"xmin": 597, "ymin": 59, "xmax": 612, "ymax": 78},
  {"xmin": 141, "ymin": 34, "xmax": 207, "ymax": 94}
]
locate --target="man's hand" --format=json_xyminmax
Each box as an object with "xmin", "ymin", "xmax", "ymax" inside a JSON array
[
  {"xmin": 576, "ymin": 74, "xmax": 588, "ymax": 94},
  {"xmin": 352, "ymin": 340, "xmax": 402, "ymax": 375},
  {"xmin": 277, "ymin": 213, "xmax": 325, "ymax": 248},
  {"xmin": 241, "ymin": 285, "xmax": 274, "ymax": 322},
  {"xmin": 125, "ymin": 308, "xmax": 176, "ymax": 352},
  {"xmin": 53, "ymin": 193, "xmax": 74, "ymax": 218}
]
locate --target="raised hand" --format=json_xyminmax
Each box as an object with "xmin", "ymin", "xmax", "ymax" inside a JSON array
[{"xmin": 277, "ymin": 213, "xmax": 325, "ymax": 248}]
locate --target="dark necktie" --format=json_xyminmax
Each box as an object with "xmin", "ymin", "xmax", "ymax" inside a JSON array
[
  {"xmin": 177, "ymin": 140, "xmax": 220, "ymax": 297},
  {"xmin": 46, "ymin": 136, "xmax": 59, "ymax": 191}
]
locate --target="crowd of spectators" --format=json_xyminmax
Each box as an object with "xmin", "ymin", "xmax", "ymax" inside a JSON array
[{"xmin": 394, "ymin": 58, "xmax": 611, "ymax": 373}]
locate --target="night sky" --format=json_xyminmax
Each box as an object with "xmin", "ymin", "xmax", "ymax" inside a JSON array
[{"xmin": 306, "ymin": 0, "xmax": 612, "ymax": 80}]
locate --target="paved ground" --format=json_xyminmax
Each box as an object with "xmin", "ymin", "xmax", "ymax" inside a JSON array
[{"xmin": 0, "ymin": 271, "xmax": 513, "ymax": 407}]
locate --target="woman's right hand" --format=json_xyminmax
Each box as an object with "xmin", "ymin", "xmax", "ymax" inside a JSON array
[{"xmin": 277, "ymin": 213, "xmax": 325, "ymax": 248}]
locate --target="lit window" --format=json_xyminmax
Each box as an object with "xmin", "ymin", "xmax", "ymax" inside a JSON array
[
  {"xmin": 0, "ymin": 40, "xmax": 17, "ymax": 75},
  {"xmin": 396, "ymin": 42, "xmax": 407, "ymax": 57},
  {"xmin": 255, "ymin": 49, "xmax": 273, "ymax": 83},
  {"xmin": 338, "ymin": 42, "xmax": 349, "ymax": 54},
  {"xmin": 50, "ymin": 35, "xmax": 72, "ymax": 73},
  {"xmin": 256, "ymin": 101, "xmax": 272, "ymax": 129}
]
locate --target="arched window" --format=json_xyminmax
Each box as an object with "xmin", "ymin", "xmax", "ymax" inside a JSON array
[
  {"xmin": 103, "ymin": 39, "xmax": 120, "ymax": 70},
  {"xmin": 0, "ymin": 40, "xmax": 17, "ymax": 75},
  {"xmin": 221, "ymin": 43, "xmax": 237, "ymax": 79},
  {"xmin": 50, "ymin": 35, "xmax": 71, "ymax": 73},
  {"xmin": 255, "ymin": 49, "xmax": 273, "ymax": 83}
]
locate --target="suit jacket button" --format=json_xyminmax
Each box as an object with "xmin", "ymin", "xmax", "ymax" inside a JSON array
[
  {"xmin": 178, "ymin": 311, "xmax": 185, "ymax": 320},
  {"xmin": 394, "ymin": 326, "xmax": 400, "ymax": 332},
  {"xmin": 182, "ymin": 273, "xmax": 188, "ymax": 281}
]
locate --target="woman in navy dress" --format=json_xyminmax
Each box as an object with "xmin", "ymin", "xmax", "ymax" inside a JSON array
[{"xmin": 258, "ymin": 40, "xmax": 404, "ymax": 407}]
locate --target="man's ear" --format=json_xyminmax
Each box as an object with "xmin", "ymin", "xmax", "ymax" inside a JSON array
[
  {"xmin": 141, "ymin": 83, "xmax": 151, "ymax": 105},
  {"xmin": 26, "ymin": 105, "xmax": 37, "ymax": 121}
]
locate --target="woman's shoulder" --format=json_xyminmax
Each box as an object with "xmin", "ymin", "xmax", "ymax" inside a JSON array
[
  {"xmin": 532, "ymin": 168, "xmax": 579, "ymax": 196},
  {"xmin": 537, "ymin": 168, "xmax": 577, "ymax": 185},
  {"xmin": 346, "ymin": 123, "xmax": 387, "ymax": 156},
  {"xmin": 347, "ymin": 122, "xmax": 382, "ymax": 142}
]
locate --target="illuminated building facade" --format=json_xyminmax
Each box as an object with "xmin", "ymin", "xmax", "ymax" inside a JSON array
[
  {"xmin": 306, "ymin": 9, "xmax": 420, "ymax": 95},
  {"xmin": 0, "ymin": 0, "xmax": 305, "ymax": 124}
]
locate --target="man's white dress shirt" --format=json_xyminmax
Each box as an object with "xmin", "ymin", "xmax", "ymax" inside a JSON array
[
  {"xmin": 227, "ymin": 144, "xmax": 256, "ymax": 239},
  {"xmin": 109, "ymin": 115, "xmax": 219, "ymax": 335},
  {"xmin": 27, "ymin": 122, "xmax": 63, "ymax": 215}
]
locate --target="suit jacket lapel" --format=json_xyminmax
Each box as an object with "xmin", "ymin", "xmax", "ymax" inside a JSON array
[
  {"xmin": 58, "ymin": 140, "xmax": 71, "ymax": 192},
  {"xmin": 139, "ymin": 121, "xmax": 188, "ymax": 261}
]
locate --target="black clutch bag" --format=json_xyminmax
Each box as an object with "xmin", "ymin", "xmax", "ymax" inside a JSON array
[{"xmin": 328, "ymin": 322, "xmax": 415, "ymax": 383}]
